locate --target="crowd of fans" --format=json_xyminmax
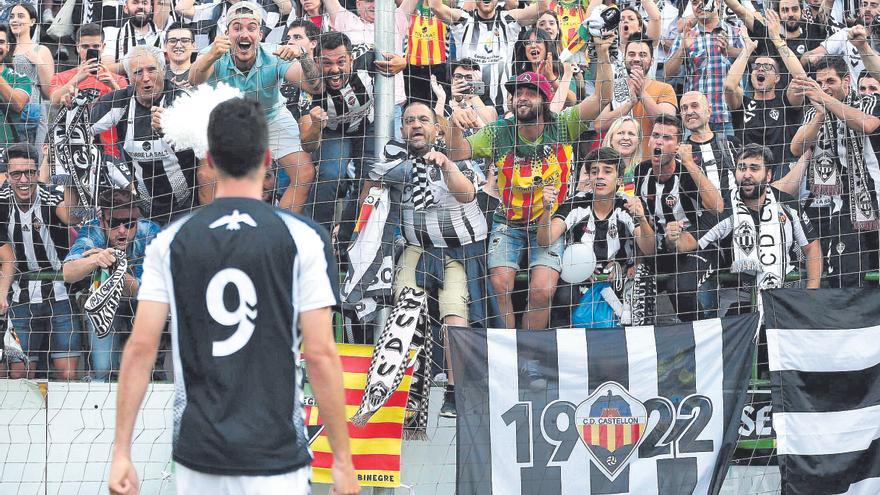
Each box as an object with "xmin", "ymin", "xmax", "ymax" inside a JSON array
[{"xmin": 0, "ymin": 0, "xmax": 875, "ymax": 419}]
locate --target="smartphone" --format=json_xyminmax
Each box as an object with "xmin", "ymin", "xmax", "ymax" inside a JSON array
[
  {"xmin": 465, "ymin": 80, "xmax": 486, "ymax": 96},
  {"xmin": 85, "ymin": 48, "xmax": 100, "ymax": 74}
]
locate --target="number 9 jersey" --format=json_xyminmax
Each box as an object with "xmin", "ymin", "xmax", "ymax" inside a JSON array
[{"xmin": 138, "ymin": 197, "xmax": 340, "ymax": 477}]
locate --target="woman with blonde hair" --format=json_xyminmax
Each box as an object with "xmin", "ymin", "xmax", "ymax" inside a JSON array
[{"xmin": 601, "ymin": 115, "xmax": 642, "ymax": 196}]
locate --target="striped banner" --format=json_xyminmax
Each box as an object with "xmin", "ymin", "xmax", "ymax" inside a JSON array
[
  {"xmin": 764, "ymin": 288, "xmax": 880, "ymax": 495},
  {"xmin": 303, "ymin": 344, "xmax": 414, "ymax": 488},
  {"xmin": 449, "ymin": 315, "xmax": 758, "ymax": 494}
]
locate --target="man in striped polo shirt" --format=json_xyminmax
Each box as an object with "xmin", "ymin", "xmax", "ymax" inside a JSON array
[{"xmin": 361, "ymin": 101, "xmax": 492, "ymax": 418}]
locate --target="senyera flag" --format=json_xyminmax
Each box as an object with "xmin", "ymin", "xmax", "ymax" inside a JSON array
[
  {"xmin": 449, "ymin": 314, "xmax": 758, "ymax": 495},
  {"xmin": 302, "ymin": 343, "xmax": 415, "ymax": 488}
]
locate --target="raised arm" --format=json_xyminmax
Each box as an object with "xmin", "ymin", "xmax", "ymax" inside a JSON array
[
  {"xmin": 578, "ymin": 34, "xmax": 614, "ymax": 121},
  {"xmin": 175, "ymin": 0, "xmax": 195, "ymax": 18},
  {"xmin": 850, "ymin": 25, "xmax": 880, "ymax": 80},
  {"xmin": 724, "ymin": 0, "xmax": 756, "ymax": 30},
  {"xmin": 507, "ymin": 0, "xmax": 549, "ymax": 25},
  {"xmin": 642, "ymin": 0, "xmax": 662, "ymax": 43},
  {"xmin": 791, "ymin": 99, "xmax": 825, "ymax": 157},
  {"xmin": 664, "ymin": 18, "xmax": 695, "ymax": 79},
  {"xmin": 772, "ymin": 147, "xmax": 811, "ymax": 195},
  {"xmin": 428, "ymin": 0, "xmax": 464, "ymax": 24},
  {"xmin": 724, "ymin": 31, "xmax": 755, "ymax": 111},
  {"xmin": 189, "ymin": 35, "xmax": 230, "ymax": 86},
  {"xmin": 762, "ymin": 11, "xmax": 808, "ymax": 106},
  {"xmin": 679, "ymin": 144, "xmax": 725, "ymax": 214}
]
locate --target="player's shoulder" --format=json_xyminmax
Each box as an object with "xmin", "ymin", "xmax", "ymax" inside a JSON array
[{"xmin": 272, "ymin": 208, "xmax": 332, "ymax": 248}]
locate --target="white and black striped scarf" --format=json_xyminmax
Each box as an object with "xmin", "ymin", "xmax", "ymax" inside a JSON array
[
  {"xmin": 411, "ymin": 156, "xmax": 436, "ymax": 212},
  {"xmin": 730, "ymin": 187, "xmax": 786, "ymax": 289},
  {"xmin": 810, "ymin": 92, "xmax": 880, "ymax": 231}
]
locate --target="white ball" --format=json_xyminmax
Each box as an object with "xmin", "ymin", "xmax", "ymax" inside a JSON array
[{"xmin": 560, "ymin": 242, "xmax": 597, "ymax": 284}]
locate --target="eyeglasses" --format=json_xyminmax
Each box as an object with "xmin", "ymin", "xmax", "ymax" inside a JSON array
[
  {"xmin": 8, "ymin": 169, "xmax": 37, "ymax": 180},
  {"xmin": 105, "ymin": 216, "xmax": 139, "ymax": 230},
  {"xmin": 452, "ymin": 73, "xmax": 475, "ymax": 81},
  {"xmin": 166, "ymin": 37, "xmax": 192, "ymax": 45},
  {"xmin": 752, "ymin": 62, "xmax": 777, "ymax": 72}
]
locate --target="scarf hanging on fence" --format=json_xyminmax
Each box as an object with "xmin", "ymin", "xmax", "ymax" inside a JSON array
[
  {"xmin": 730, "ymin": 187, "xmax": 786, "ymax": 289},
  {"xmin": 351, "ymin": 287, "xmax": 426, "ymax": 427},
  {"xmin": 84, "ymin": 249, "xmax": 128, "ymax": 338},
  {"xmin": 404, "ymin": 309, "xmax": 432, "ymax": 440},
  {"xmin": 810, "ymin": 92, "xmax": 880, "ymax": 231}
]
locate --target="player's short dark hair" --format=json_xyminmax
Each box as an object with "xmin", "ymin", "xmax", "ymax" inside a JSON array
[
  {"xmin": 812, "ymin": 55, "xmax": 849, "ymax": 80},
  {"xmin": 98, "ymin": 188, "xmax": 140, "ymax": 215},
  {"xmin": 585, "ymin": 146, "xmax": 624, "ymax": 178},
  {"xmin": 207, "ymin": 98, "xmax": 268, "ymax": 178},
  {"xmin": 402, "ymin": 100, "xmax": 437, "ymax": 123},
  {"xmin": 738, "ymin": 143, "xmax": 775, "ymax": 168},
  {"xmin": 287, "ymin": 18, "xmax": 319, "ymax": 41},
  {"xmin": 652, "ymin": 114, "xmax": 682, "ymax": 141},
  {"xmin": 316, "ymin": 31, "xmax": 351, "ymax": 57},
  {"xmin": 5, "ymin": 142, "xmax": 37, "ymax": 166},
  {"xmin": 76, "ymin": 23, "xmax": 104, "ymax": 42},
  {"xmin": 623, "ymin": 32, "xmax": 654, "ymax": 55},
  {"xmin": 166, "ymin": 21, "xmax": 193, "ymax": 36}
]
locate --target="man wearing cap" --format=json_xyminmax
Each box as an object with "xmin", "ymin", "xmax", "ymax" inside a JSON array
[
  {"xmin": 446, "ymin": 37, "xmax": 612, "ymax": 332},
  {"xmin": 62, "ymin": 188, "xmax": 161, "ymax": 382},
  {"xmin": 189, "ymin": 0, "xmax": 322, "ymax": 213}
]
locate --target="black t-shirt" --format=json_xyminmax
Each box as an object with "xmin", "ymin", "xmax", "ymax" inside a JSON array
[
  {"xmin": 749, "ymin": 19, "xmax": 825, "ymax": 60},
  {"xmin": 733, "ymin": 92, "xmax": 802, "ymax": 167}
]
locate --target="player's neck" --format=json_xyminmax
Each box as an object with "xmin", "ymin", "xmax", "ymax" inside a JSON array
[{"xmin": 213, "ymin": 178, "xmax": 264, "ymax": 201}]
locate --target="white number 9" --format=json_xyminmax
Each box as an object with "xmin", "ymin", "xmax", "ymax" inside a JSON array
[{"xmin": 206, "ymin": 268, "xmax": 258, "ymax": 357}]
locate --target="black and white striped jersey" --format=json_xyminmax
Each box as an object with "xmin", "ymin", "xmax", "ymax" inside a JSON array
[
  {"xmin": 449, "ymin": 7, "xmax": 522, "ymax": 112},
  {"xmin": 315, "ymin": 45, "xmax": 376, "ymax": 135},
  {"xmin": 138, "ymin": 197, "xmax": 339, "ymax": 476},
  {"xmin": 369, "ymin": 146, "xmax": 488, "ymax": 248},
  {"xmin": 0, "ymin": 184, "xmax": 70, "ymax": 304},
  {"xmin": 685, "ymin": 133, "xmax": 739, "ymax": 208},
  {"xmin": 553, "ymin": 192, "xmax": 638, "ymax": 267},
  {"xmin": 635, "ymin": 159, "xmax": 707, "ymax": 254},
  {"xmin": 91, "ymin": 85, "xmax": 197, "ymax": 222}
]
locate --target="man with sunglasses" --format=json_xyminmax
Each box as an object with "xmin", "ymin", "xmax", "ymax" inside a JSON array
[
  {"xmin": 62, "ymin": 189, "xmax": 161, "ymax": 381},
  {"xmin": 0, "ymin": 143, "xmax": 79, "ymax": 380},
  {"xmin": 725, "ymin": 13, "xmax": 807, "ymax": 168}
]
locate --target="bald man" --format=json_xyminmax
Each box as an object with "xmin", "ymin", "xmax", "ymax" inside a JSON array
[{"xmin": 680, "ymin": 91, "xmax": 737, "ymax": 211}]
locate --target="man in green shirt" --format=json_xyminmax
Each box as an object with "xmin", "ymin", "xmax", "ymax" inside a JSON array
[
  {"xmin": 446, "ymin": 35, "xmax": 613, "ymax": 333},
  {"xmin": 0, "ymin": 24, "xmax": 31, "ymax": 145}
]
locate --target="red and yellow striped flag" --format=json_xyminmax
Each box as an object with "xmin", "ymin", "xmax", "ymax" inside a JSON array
[{"xmin": 303, "ymin": 344, "xmax": 415, "ymax": 488}]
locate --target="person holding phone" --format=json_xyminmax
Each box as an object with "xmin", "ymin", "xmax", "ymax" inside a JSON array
[{"xmin": 50, "ymin": 23, "xmax": 128, "ymax": 157}]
